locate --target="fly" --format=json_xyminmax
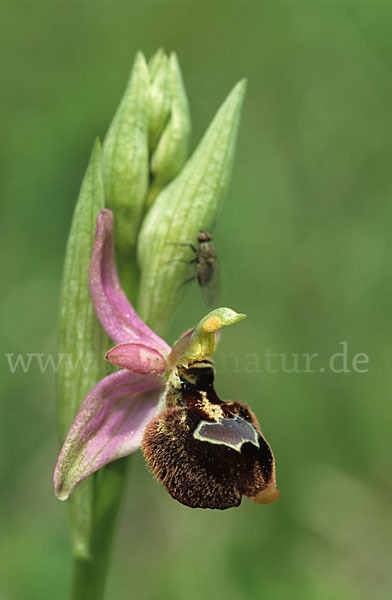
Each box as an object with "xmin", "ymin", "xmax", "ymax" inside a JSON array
[
  {"xmin": 194, "ymin": 231, "xmax": 219, "ymax": 306},
  {"xmin": 169, "ymin": 231, "xmax": 220, "ymax": 306}
]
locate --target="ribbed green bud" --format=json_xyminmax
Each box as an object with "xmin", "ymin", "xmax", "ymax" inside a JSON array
[
  {"xmin": 148, "ymin": 47, "xmax": 166, "ymax": 79},
  {"xmin": 148, "ymin": 50, "xmax": 171, "ymax": 151},
  {"xmin": 146, "ymin": 53, "xmax": 191, "ymax": 207},
  {"xmin": 137, "ymin": 80, "xmax": 246, "ymax": 335},
  {"xmin": 102, "ymin": 52, "xmax": 150, "ymax": 251}
]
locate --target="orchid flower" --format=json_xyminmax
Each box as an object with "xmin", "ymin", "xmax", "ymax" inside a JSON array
[{"xmin": 54, "ymin": 209, "xmax": 279, "ymax": 509}]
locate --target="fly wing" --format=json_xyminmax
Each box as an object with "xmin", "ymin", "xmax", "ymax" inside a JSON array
[{"xmin": 198, "ymin": 255, "xmax": 220, "ymax": 306}]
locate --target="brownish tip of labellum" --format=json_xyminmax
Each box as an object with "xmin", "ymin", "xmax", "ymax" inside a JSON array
[
  {"xmin": 141, "ymin": 361, "xmax": 278, "ymax": 510},
  {"xmin": 250, "ymin": 480, "xmax": 280, "ymax": 505}
]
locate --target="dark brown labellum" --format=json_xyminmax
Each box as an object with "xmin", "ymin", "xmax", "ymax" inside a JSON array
[{"xmin": 141, "ymin": 361, "xmax": 278, "ymax": 509}]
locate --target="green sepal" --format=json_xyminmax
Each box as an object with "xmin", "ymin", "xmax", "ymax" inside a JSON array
[
  {"xmin": 137, "ymin": 80, "xmax": 246, "ymax": 335},
  {"xmin": 56, "ymin": 139, "xmax": 108, "ymax": 557}
]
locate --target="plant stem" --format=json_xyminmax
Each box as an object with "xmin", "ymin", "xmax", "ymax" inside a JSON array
[
  {"xmin": 71, "ymin": 557, "xmax": 107, "ymax": 600},
  {"xmin": 69, "ymin": 457, "xmax": 130, "ymax": 600}
]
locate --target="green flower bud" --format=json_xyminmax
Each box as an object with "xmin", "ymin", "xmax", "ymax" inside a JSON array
[
  {"xmin": 137, "ymin": 80, "xmax": 246, "ymax": 335},
  {"xmin": 148, "ymin": 50, "xmax": 171, "ymax": 151},
  {"xmin": 102, "ymin": 52, "xmax": 150, "ymax": 250},
  {"xmin": 148, "ymin": 47, "xmax": 166, "ymax": 79},
  {"xmin": 146, "ymin": 53, "xmax": 191, "ymax": 207}
]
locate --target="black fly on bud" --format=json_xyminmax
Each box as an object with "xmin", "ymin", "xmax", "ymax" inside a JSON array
[
  {"xmin": 168, "ymin": 230, "xmax": 220, "ymax": 306},
  {"xmin": 195, "ymin": 231, "xmax": 219, "ymax": 306}
]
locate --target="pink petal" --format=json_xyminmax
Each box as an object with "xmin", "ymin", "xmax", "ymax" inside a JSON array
[
  {"xmin": 89, "ymin": 209, "xmax": 170, "ymax": 354},
  {"xmin": 54, "ymin": 370, "xmax": 163, "ymax": 500},
  {"xmin": 105, "ymin": 343, "xmax": 167, "ymax": 375}
]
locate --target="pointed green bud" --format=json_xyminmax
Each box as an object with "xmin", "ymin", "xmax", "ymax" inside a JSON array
[
  {"xmin": 137, "ymin": 80, "xmax": 246, "ymax": 335},
  {"xmin": 148, "ymin": 47, "xmax": 166, "ymax": 78},
  {"xmin": 146, "ymin": 53, "xmax": 191, "ymax": 207},
  {"xmin": 148, "ymin": 51, "xmax": 171, "ymax": 151},
  {"xmin": 56, "ymin": 139, "xmax": 108, "ymax": 558},
  {"xmin": 102, "ymin": 52, "xmax": 150, "ymax": 250},
  {"xmin": 168, "ymin": 308, "xmax": 246, "ymax": 369}
]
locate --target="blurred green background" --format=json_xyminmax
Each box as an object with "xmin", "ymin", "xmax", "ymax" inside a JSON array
[{"xmin": 1, "ymin": 1, "xmax": 391, "ymax": 599}]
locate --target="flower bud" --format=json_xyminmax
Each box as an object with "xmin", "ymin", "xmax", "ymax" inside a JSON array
[
  {"xmin": 148, "ymin": 49, "xmax": 171, "ymax": 151},
  {"xmin": 146, "ymin": 53, "xmax": 191, "ymax": 207},
  {"xmin": 102, "ymin": 52, "xmax": 150, "ymax": 250},
  {"xmin": 137, "ymin": 80, "xmax": 246, "ymax": 335}
]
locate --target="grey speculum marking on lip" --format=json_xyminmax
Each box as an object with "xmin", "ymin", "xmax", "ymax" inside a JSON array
[{"xmin": 193, "ymin": 415, "xmax": 260, "ymax": 452}]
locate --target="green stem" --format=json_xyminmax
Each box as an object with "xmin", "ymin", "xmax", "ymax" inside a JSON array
[
  {"xmin": 71, "ymin": 557, "xmax": 107, "ymax": 600},
  {"xmin": 70, "ymin": 457, "xmax": 130, "ymax": 600}
]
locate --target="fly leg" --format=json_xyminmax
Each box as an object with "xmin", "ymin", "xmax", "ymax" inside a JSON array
[
  {"xmin": 178, "ymin": 274, "xmax": 197, "ymax": 291},
  {"xmin": 164, "ymin": 257, "xmax": 198, "ymax": 266},
  {"xmin": 166, "ymin": 242, "xmax": 197, "ymax": 254}
]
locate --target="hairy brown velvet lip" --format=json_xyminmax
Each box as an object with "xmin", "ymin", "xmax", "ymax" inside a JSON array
[{"xmin": 142, "ymin": 360, "xmax": 277, "ymax": 510}]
